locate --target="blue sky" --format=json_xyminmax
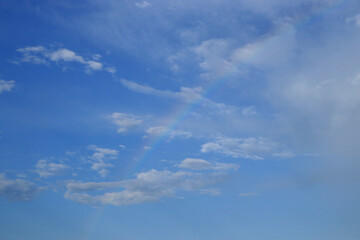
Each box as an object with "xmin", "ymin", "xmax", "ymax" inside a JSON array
[{"xmin": 1, "ymin": 0, "xmax": 360, "ymax": 239}]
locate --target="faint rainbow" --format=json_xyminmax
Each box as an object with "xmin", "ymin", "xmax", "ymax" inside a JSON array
[
  {"xmin": 83, "ymin": 1, "xmax": 353, "ymax": 239},
  {"xmin": 121, "ymin": 0, "xmax": 352, "ymax": 177}
]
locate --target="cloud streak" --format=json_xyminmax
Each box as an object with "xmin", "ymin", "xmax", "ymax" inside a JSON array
[
  {"xmin": 201, "ymin": 136, "xmax": 292, "ymax": 160},
  {"xmin": 16, "ymin": 46, "xmax": 115, "ymax": 73}
]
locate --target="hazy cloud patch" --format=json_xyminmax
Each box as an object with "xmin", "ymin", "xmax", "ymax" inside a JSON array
[
  {"xmin": 0, "ymin": 80, "xmax": 15, "ymax": 93},
  {"xmin": 0, "ymin": 174, "xmax": 40, "ymax": 201}
]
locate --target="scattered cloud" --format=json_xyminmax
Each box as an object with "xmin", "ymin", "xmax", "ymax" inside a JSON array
[
  {"xmin": 238, "ymin": 192, "xmax": 258, "ymax": 197},
  {"xmin": 191, "ymin": 28, "xmax": 295, "ymax": 80},
  {"xmin": 193, "ymin": 38, "xmax": 236, "ymax": 80},
  {"xmin": 135, "ymin": 1, "xmax": 151, "ymax": 9},
  {"xmin": 16, "ymin": 46, "xmax": 115, "ymax": 73},
  {"xmin": 346, "ymin": 13, "xmax": 360, "ymax": 26},
  {"xmin": 0, "ymin": 80, "xmax": 15, "ymax": 93},
  {"xmin": 89, "ymin": 146, "xmax": 119, "ymax": 177},
  {"xmin": 178, "ymin": 158, "xmax": 239, "ymax": 171},
  {"xmin": 65, "ymin": 168, "xmax": 230, "ymax": 206},
  {"xmin": 198, "ymin": 188, "xmax": 221, "ymax": 196},
  {"xmin": 109, "ymin": 112, "xmax": 143, "ymax": 133},
  {"xmin": 145, "ymin": 126, "xmax": 193, "ymax": 139},
  {"xmin": 144, "ymin": 146, "xmax": 152, "ymax": 150},
  {"xmin": 120, "ymin": 79, "xmax": 244, "ymax": 115},
  {"xmin": 35, "ymin": 159, "xmax": 68, "ymax": 178},
  {"xmin": 201, "ymin": 137, "xmax": 281, "ymax": 160},
  {"xmin": 0, "ymin": 173, "xmax": 40, "ymax": 201}
]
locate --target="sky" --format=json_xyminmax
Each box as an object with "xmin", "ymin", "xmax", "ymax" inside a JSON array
[{"xmin": 1, "ymin": 0, "xmax": 360, "ymax": 239}]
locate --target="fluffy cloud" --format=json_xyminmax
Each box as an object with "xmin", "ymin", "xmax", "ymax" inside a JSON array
[
  {"xmin": 0, "ymin": 80, "xmax": 15, "ymax": 93},
  {"xmin": 89, "ymin": 146, "xmax": 119, "ymax": 177},
  {"xmin": 178, "ymin": 158, "xmax": 239, "ymax": 171},
  {"xmin": 16, "ymin": 46, "xmax": 114, "ymax": 73},
  {"xmin": 201, "ymin": 137, "xmax": 285, "ymax": 160},
  {"xmin": 49, "ymin": 48, "xmax": 85, "ymax": 63},
  {"xmin": 0, "ymin": 174, "xmax": 39, "ymax": 201},
  {"xmin": 35, "ymin": 159, "xmax": 68, "ymax": 178},
  {"xmin": 109, "ymin": 112, "xmax": 143, "ymax": 133},
  {"xmin": 65, "ymin": 164, "xmax": 236, "ymax": 206}
]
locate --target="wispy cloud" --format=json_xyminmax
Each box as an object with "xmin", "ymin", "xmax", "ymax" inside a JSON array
[
  {"xmin": 88, "ymin": 145, "xmax": 119, "ymax": 177},
  {"xmin": 145, "ymin": 126, "xmax": 193, "ymax": 139},
  {"xmin": 238, "ymin": 192, "xmax": 258, "ymax": 197},
  {"xmin": 35, "ymin": 159, "xmax": 68, "ymax": 178},
  {"xmin": 65, "ymin": 167, "xmax": 231, "ymax": 206},
  {"xmin": 135, "ymin": 1, "xmax": 151, "ymax": 9},
  {"xmin": 201, "ymin": 136, "xmax": 291, "ymax": 160},
  {"xmin": 15, "ymin": 46, "xmax": 115, "ymax": 73},
  {"xmin": 109, "ymin": 112, "xmax": 143, "ymax": 133},
  {"xmin": 0, "ymin": 79, "xmax": 15, "ymax": 93},
  {"xmin": 178, "ymin": 158, "xmax": 239, "ymax": 171},
  {"xmin": 120, "ymin": 79, "xmax": 246, "ymax": 115}
]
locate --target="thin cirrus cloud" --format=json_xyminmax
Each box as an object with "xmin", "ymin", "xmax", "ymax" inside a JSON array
[
  {"xmin": 0, "ymin": 79, "xmax": 15, "ymax": 94},
  {"xmin": 120, "ymin": 79, "xmax": 252, "ymax": 116},
  {"xmin": 238, "ymin": 192, "xmax": 258, "ymax": 197},
  {"xmin": 201, "ymin": 136, "xmax": 293, "ymax": 160},
  {"xmin": 145, "ymin": 126, "xmax": 193, "ymax": 139},
  {"xmin": 15, "ymin": 46, "xmax": 115, "ymax": 73},
  {"xmin": 135, "ymin": 1, "xmax": 151, "ymax": 9},
  {"xmin": 178, "ymin": 158, "xmax": 239, "ymax": 171}
]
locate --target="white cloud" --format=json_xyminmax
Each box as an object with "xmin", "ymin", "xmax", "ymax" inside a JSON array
[
  {"xmin": 201, "ymin": 137, "xmax": 280, "ymax": 160},
  {"xmin": 92, "ymin": 54, "xmax": 102, "ymax": 60},
  {"xmin": 191, "ymin": 28, "xmax": 296, "ymax": 80},
  {"xmin": 178, "ymin": 158, "xmax": 239, "ymax": 171},
  {"xmin": 135, "ymin": 1, "xmax": 151, "ymax": 9},
  {"xmin": 49, "ymin": 48, "xmax": 84, "ymax": 62},
  {"xmin": 346, "ymin": 13, "xmax": 360, "ymax": 26},
  {"xmin": 238, "ymin": 192, "xmax": 258, "ymax": 197},
  {"xmin": 66, "ymin": 181, "xmax": 123, "ymax": 192},
  {"xmin": 178, "ymin": 158, "xmax": 212, "ymax": 170},
  {"xmin": 241, "ymin": 106, "xmax": 257, "ymax": 116},
  {"xmin": 35, "ymin": 159, "xmax": 68, "ymax": 178},
  {"xmin": 65, "ymin": 167, "xmax": 232, "ymax": 206},
  {"xmin": 16, "ymin": 46, "xmax": 48, "ymax": 64},
  {"xmin": 109, "ymin": 112, "xmax": 143, "ymax": 133},
  {"xmin": 87, "ymin": 60, "xmax": 103, "ymax": 70},
  {"xmin": 193, "ymin": 38, "xmax": 235, "ymax": 80},
  {"xmin": 16, "ymin": 46, "xmax": 113, "ymax": 73},
  {"xmin": 105, "ymin": 67, "xmax": 117, "ymax": 74},
  {"xmin": 144, "ymin": 146, "xmax": 152, "ymax": 150},
  {"xmin": 145, "ymin": 126, "xmax": 193, "ymax": 139},
  {"xmin": 0, "ymin": 80, "xmax": 15, "ymax": 93},
  {"xmin": 0, "ymin": 173, "xmax": 39, "ymax": 201},
  {"xmin": 120, "ymin": 79, "xmax": 243, "ymax": 115},
  {"xmin": 199, "ymin": 188, "xmax": 221, "ymax": 196},
  {"xmin": 89, "ymin": 146, "xmax": 119, "ymax": 177}
]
